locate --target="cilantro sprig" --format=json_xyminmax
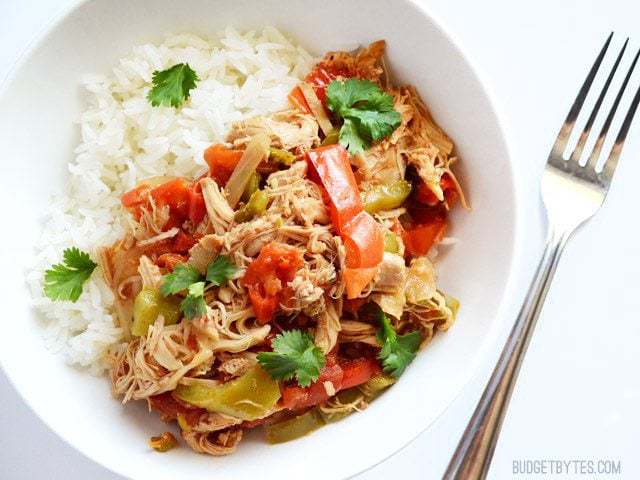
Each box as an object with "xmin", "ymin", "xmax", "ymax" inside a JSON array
[
  {"xmin": 43, "ymin": 248, "xmax": 97, "ymax": 302},
  {"xmin": 206, "ymin": 256, "xmax": 238, "ymax": 286},
  {"xmin": 180, "ymin": 282, "xmax": 207, "ymax": 319},
  {"xmin": 257, "ymin": 330, "xmax": 326, "ymax": 387},
  {"xmin": 326, "ymin": 78, "xmax": 401, "ymax": 154},
  {"xmin": 147, "ymin": 63, "xmax": 199, "ymax": 108},
  {"xmin": 160, "ymin": 256, "xmax": 237, "ymax": 319},
  {"xmin": 376, "ymin": 310, "xmax": 421, "ymax": 378},
  {"xmin": 160, "ymin": 264, "xmax": 203, "ymax": 296}
]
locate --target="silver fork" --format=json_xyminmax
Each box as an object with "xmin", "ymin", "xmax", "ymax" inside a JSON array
[{"xmin": 443, "ymin": 33, "xmax": 640, "ymax": 480}]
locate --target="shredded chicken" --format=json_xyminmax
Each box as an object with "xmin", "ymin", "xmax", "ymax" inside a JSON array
[
  {"xmin": 338, "ymin": 320, "xmax": 378, "ymax": 346},
  {"xmin": 188, "ymin": 234, "xmax": 224, "ymax": 274},
  {"xmin": 266, "ymin": 161, "xmax": 329, "ymax": 226},
  {"xmin": 372, "ymin": 252, "xmax": 407, "ymax": 293},
  {"xmin": 314, "ymin": 300, "xmax": 342, "ymax": 354},
  {"xmin": 189, "ymin": 412, "xmax": 243, "ymax": 433},
  {"xmin": 201, "ymin": 178, "xmax": 234, "ymax": 234},
  {"xmin": 138, "ymin": 255, "xmax": 162, "ymax": 289},
  {"xmin": 217, "ymin": 352, "xmax": 257, "ymax": 378},
  {"xmin": 111, "ymin": 318, "xmax": 213, "ymax": 402},
  {"xmin": 227, "ymin": 110, "xmax": 320, "ymax": 152},
  {"xmin": 104, "ymin": 39, "xmax": 465, "ymax": 457},
  {"xmin": 137, "ymin": 227, "xmax": 179, "ymax": 247},
  {"xmin": 181, "ymin": 428, "xmax": 243, "ymax": 456}
]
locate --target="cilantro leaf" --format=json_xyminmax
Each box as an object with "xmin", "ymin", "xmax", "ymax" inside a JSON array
[
  {"xmin": 257, "ymin": 330, "xmax": 326, "ymax": 387},
  {"xmin": 326, "ymin": 78, "xmax": 401, "ymax": 154},
  {"xmin": 147, "ymin": 63, "xmax": 199, "ymax": 108},
  {"xmin": 326, "ymin": 78, "xmax": 381, "ymax": 111},
  {"xmin": 43, "ymin": 248, "xmax": 97, "ymax": 302},
  {"xmin": 338, "ymin": 118, "xmax": 368, "ymax": 155},
  {"xmin": 180, "ymin": 281, "xmax": 207, "ymax": 319},
  {"xmin": 206, "ymin": 255, "xmax": 237, "ymax": 286},
  {"xmin": 376, "ymin": 310, "xmax": 421, "ymax": 378},
  {"xmin": 160, "ymin": 264, "xmax": 203, "ymax": 297}
]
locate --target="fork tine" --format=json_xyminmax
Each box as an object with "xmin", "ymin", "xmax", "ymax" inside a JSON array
[
  {"xmin": 569, "ymin": 39, "xmax": 628, "ymax": 164},
  {"xmin": 601, "ymin": 74, "xmax": 640, "ymax": 181},
  {"xmin": 586, "ymin": 47, "xmax": 640, "ymax": 170},
  {"xmin": 552, "ymin": 33, "xmax": 613, "ymax": 158}
]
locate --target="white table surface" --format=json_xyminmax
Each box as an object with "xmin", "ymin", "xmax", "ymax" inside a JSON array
[{"xmin": 2, "ymin": 1, "xmax": 639, "ymax": 479}]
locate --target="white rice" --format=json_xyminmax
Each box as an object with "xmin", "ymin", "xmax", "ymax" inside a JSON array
[{"xmin": 26, "ymin": 26, "xmax": 314, "ymax": 374}]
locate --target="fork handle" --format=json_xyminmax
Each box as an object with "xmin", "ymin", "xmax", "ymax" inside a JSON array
[{"xmin": 443, "ymin": 227, "xmax": 569, "ymax": 480}]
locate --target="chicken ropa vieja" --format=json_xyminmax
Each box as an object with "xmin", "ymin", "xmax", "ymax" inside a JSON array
[{"xmin": 45, "ymin": 40, "xmax": 466, "ymax": 455}]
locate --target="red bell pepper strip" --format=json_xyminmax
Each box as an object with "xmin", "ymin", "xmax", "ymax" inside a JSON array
[
  {"xmin": 281, "ymin": 361, "xmax": 344, "ymax": 411},
  {"xmin": 305, "ymin": 144, "xmax": 384, "ymax": 298},
  {"xmin": 341, "ymin": 211, "xmax": 384, "ymax": 268},
  {"xmin": 280, "ymin": 357, "xmax": 380, "ymax": 410},
  {"xmin": 340, "ymin": 357, "xmax": 382, "ymax": 390},
  {"xmin": 288, "ymin": 85, "xmax": 311, "ymax": 113},
  {"xmin": 306, "ymin": 144, "xmax": 362, "ymax": 232}
]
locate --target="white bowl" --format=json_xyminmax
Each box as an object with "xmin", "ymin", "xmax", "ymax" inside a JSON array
[{"xmin": 0, "ymin": 0, "xmax": 522, "ymax": 479}]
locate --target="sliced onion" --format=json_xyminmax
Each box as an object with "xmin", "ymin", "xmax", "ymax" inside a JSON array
[
  {"xmin": 224, "ymin": 133, "xmax": 271, "ymax": 208},
  {"xmin": 298, "ymin": 82, "xmax": 334, "ymax": 137}
]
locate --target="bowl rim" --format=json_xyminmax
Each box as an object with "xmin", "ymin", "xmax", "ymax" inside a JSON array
[{"xmin": 0, "ymin": 0, "xmax": 526, "ymax": 478}]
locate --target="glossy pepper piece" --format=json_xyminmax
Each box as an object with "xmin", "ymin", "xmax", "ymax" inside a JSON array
[
  {"xmin": 234, "ymin": 189, "xmax": 268, "ymax": 223},
  {"xmin": 241, "ymin": 172, "xmax": 260, "ymax": 203},
  {"xmin": 383, "ymin": 232, "xmax": 400, "ymax": 253},
  {"xmin": 341, "ymin": 211, "xmax": 384, "ymax": 268},
  {"xmin": 132, "ymin": 287, "xmax": 181, "ymax": 336},
  {"xmin": 174, "ymin": 365, "xmax": 281, "ymax": 421},
  {"xmin": 305, "ymin": 144, "xmax": 362, "ymax": 233},
  {"xmin": 265, "ymin": 409, "xmax": 326, "ymax": 444},
  {"xmin": 361, "ymin": 180, "xmax": 412, "ymax": 214},
  {"xmin": 321, "ymin": 128, "xmax": 340, "ymax": 146},
  {"xmin": 269, "ymin": 148, "xmax": 296, "ymax": 166}
]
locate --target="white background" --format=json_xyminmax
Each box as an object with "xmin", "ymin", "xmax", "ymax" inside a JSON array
[{"xmin": 1, "ymin": 0, "xmax": 639, "ymax": 479}]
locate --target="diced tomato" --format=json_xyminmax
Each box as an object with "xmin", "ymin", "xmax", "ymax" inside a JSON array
[
  {"xmin": 305, "ymin": 144, "xmax": 362, "ymax": 233},
  {"xmin": 246, "ymin": 286, "xmax": 280, "ymax": 323},
  {"xmin": 150, "ymin": 178, "xmax": 191, "ymax": 228},
  {"xmin": 403, "ymin": 216, "xmax": 447, "ymax": 257},
  {"xmin": 156, "ymin": 253, "xmax": 187, "ymax": 271},
  {"xmin": 241, "ymin": 242, "xmax": 304, "ymax": 324},
  {"xmin": 305, "ymin": 64, "xmax": 352, "ymax": 105},
  {"xmin": 122, "ymin": 177, "xmax": 207, "ymax": 231},
  {"xmin": 339, "ymin": 357, "xmax": 381, "ymax": 390},
  {"xmin": 187, "ymin": 181, "xmax": 206, "ymax": 224},
  {"xmin": 281, "ymin": 361, "xmax": 344, "ymax": 411},
  {"xmin": 288, "ymin": 85, "xmax": 311, "ymax": 113},
  {"xmin": 341, "ymin": 211, "xmax": 384, "ymax": 268},
  {"xmin": 171, "ymin": 231, "xmax": 199, "ymax": 254},
  {"xmin": 416, "ymin": 174, "xmax": 458, "ymax": 206},
  {"xmin": 203, "ymin": 144, "xmax": 244, "ymax": 186},
  {"xmin": 186, "ymin": 333, "xmax": 199, "ymax": 351},
  {"xmin": 148, "ymin": 392, "xmax": 205, "ymax": 426},
  {"xmin": 121, "ymin": 184, "xmax": 152, "ymax": 216}
]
